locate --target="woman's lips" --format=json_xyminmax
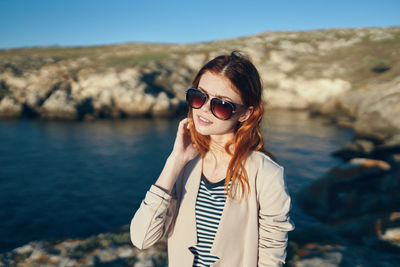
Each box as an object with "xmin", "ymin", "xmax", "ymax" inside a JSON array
[{"xmin": 197, "ymin": 115, "xmax": 212, "ymax": 126}]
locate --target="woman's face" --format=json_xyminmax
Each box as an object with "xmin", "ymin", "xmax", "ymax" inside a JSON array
[{"xmin": 191, "ymin": 71, "xmax": 251, "ymax": 139}]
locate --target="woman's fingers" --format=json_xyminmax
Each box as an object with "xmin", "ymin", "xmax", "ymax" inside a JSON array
[
  {"xmin": 177, "ymin": 118, "xmax": 188, "ymax": 135},
  {"xmin": 173, "ymin": 118, "xmax": 190, "ymax": 150},
  {"xmin": 171, "ymin": 117, "xmax": 199, "ymax": 162}
]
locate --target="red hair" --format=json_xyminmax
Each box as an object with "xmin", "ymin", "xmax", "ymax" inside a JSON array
[{"xmin": 188, "ymin": 51, "xmax": 278, "ymax": 199}]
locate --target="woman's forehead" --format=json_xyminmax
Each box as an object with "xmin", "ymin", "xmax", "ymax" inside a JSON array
[{"xmin": 198, "ymin": 72, "xmax": 242, "ymax": 102}]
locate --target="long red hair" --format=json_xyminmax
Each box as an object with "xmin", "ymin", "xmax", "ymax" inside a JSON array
[{"xmin": 188, "ymin": 51, "xmax": 278, "ymax": 199}]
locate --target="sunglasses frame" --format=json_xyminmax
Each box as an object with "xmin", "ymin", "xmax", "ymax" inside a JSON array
[{"xmin": 185, "ymin": 87, "xmax": 246, "ymax": 120}]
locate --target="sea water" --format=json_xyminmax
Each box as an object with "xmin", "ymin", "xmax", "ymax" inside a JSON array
[{"xmin": 0, "ymin": 109, "xmax": 354, "ymax": 252}]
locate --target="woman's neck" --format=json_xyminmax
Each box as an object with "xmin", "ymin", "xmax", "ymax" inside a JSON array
[{"xmin": 206, "ymin": 133, "xmax": 235, "ymax": 162}]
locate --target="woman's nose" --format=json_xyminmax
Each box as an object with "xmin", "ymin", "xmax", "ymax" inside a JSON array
[{"xmin": 200, "ymin": 97, "xmax": 212, "ymax": 113}]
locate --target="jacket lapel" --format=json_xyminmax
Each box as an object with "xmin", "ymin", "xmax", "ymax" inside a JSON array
[
  {"xmin": 210, "ymin": 190, "xmax": 245, "ymax": 260},
  {"xmin": 210, "ymin": 157, "xmax": 252, "ymax": 263},
  {"xmin": 180, "ymin": 155, "xmax": 202, "ymax": 249}
]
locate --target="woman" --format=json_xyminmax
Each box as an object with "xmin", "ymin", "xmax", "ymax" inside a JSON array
[{"xmin": 130, "ymin": 51, "xmax": 294, "ymax": 266}]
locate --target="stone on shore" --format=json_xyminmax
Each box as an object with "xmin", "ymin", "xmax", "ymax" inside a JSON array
[
  {"xmin": 299, "ymin": 157, "xmax": 395, "ymax": 223},
  {"xmin": 0, "ymin": 228, "xmax": 168, "ymax": 267}
]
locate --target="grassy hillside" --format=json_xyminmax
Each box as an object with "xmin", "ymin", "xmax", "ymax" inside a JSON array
[{"xmin": 1, "ymin": 27, "xmax": 399, "ymax": 84}]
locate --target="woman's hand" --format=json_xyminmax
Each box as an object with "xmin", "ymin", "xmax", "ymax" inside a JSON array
[
  {"xmin": 171, "ymin": 118, "xmax": 199, "ymax": 164},
  {"xmin": 155, "ymin": 118, "xmax": 199, "ymax": 193}
]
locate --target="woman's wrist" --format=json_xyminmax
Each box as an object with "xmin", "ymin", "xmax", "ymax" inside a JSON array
[
  {"xmin": 168, "ymin": 151, "xmax": 190, "ymax": 168},
  {"xmin": 154, "ymin": 152, "xmax": 187, "ymax": 194}
]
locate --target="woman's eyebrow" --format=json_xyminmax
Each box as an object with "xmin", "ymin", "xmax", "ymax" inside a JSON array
[{"xmin": 198, "ymin": 86, "xmax": 234, "ymax": 102}]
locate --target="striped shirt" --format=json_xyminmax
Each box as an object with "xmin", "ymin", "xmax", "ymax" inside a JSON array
[{"xmin": 190, "ymin": 174, "xmax": 230, "ymax": 267}]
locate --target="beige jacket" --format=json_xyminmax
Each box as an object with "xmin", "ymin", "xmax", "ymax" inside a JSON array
[{"xmin": 130, "ymin": 151, "xmax": 295, "ymax": 266}]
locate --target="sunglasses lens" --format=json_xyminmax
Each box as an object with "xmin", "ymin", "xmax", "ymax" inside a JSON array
[
  {"xmin": 211, "ymin": 98, "xmax": 234, "ymax": 120},
  {"xmin": 186, "ymin": 89, "xmax": 206, "ymax": 108}
]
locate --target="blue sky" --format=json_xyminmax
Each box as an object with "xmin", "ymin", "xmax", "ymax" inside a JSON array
[{"xmin": 0, "ymin": 0, "xmax": 399, "ymax": 49}]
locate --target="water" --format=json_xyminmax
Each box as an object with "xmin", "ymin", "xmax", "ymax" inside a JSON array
[{"xmin": 0, "ymin": 110, "xmax": 354, "ymax": 253}]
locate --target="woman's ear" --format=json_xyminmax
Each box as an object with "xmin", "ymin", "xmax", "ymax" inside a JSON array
[{"xmin": 238, "ymin": 106, "xmax": 254, "ymax": 122}]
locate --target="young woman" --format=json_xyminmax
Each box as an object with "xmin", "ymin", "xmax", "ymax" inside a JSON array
[{"xmin": 130, "ymin": 51, "xmax": 295, "ymax": 267}]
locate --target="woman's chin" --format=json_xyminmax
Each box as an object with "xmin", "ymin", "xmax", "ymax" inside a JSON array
[{"xmin": 193, "ymin": 123, "xmax": 210, "ymax": 136}]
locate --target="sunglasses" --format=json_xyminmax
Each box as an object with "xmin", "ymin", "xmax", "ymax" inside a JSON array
[{"xmin": 185, "ymin": 87, "xmax": 246, "ymax": 120}]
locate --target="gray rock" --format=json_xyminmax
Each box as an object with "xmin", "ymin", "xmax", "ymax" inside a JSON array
[
  {"xmin": 295, "ymin": 252, "xmax": 343, "ymax": 267},
  {"xmin": 134, "ymin": 251, "xmax": 154, "ymax": 267},
  {"xmin": 332, "ymin": 139, "xmax": 376, "ymax": 160},
  {"xmin": 374, "ymin": 134, "xmax": 400, "ymax": 158},
  {"xmin": 299, "ymin": 158, "xmax": 393, "ymax": 223}
]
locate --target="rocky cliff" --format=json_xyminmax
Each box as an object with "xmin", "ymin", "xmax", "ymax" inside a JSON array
[{"xmin": 1, "ymin": 27, "xmax": 399, "ymax": 136}]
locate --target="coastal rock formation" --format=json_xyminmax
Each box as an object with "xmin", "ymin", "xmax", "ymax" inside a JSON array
[
  {"xmin": 313, "ymin": 76, "xmax": 400, "ymax": 140},
  {"xmin": 3, "ymin": 225, "xmax": 400, "ymax": 267},
  {"xmin": 0, "ymin": 27, "xmax": 399, "ymax": 132},
  {"xmin": 0, "ymin": 227, "xmax": 168, "ymax": 267},
  {"xmin": 298, "ymin": 137, "xmax": 400, "ymax": 255},
  {"xmin": 299, "ymin": 157, "xmax": 395, "ymax": 223},
  {"xmin": 0, "ymin": 65, "xmax": 182, "ymax": 120}
]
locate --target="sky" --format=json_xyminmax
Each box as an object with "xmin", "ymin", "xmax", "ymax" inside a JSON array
[{"xmin": 0, "ymin": 0, "xmax": 399, "ymax": 49}]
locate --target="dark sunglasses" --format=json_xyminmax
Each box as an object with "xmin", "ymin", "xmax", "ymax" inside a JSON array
[{"xmin": 185, "ymin": 87, "xmax": 246, "ymax": 120}]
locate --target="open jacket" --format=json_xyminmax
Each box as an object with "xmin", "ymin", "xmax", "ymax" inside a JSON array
[{"xmin": 130, "ymin": 151, "xmax": 295, "ymax": 266}]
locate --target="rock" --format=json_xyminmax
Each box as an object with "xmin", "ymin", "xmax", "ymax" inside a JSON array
[
  {"xmin": 115, "ymin": 91, "xmax": 156, "ymax": 117},
  {"xmin": 0, "ymin": 70, "xmax": 28, "ymax": 91},
  {"xmin": 289, "ymin": 238, "xmax": 400, "ymax": 267},
  {"xmin": 353, "ymin": 113, "xmax": 396, "ymax": 141},
  {"xmin": 39, "ymin": 90, "xmax": 78, "ymax": 120},
  {"xmin": 278, "ymin": 41, "xmax": 315, "ymax": 54},
  {"xmin": 269, "ymin": 51, "xmax": 296, "ymax": 72},
  {"xmin": 298, "ymin": 152, "xmax": 400, "ymax": 258},
  {"xmin": 266, "ymin": 77, "xmax": 352, "ymax": 109},
  {"xmin": 27, "ymin": 249, "xmax": 45, "ymax": 261},
  {"xmin": 299, "ymin": 157, "xmax": 393, "ymax": 223},
  {"xmin": 117, "ymin": 246, "xmax": 135, "ymax": 258},
  {"xmin": 378, "ymin": 211, "xmax": 400, "ymax": 242},
  {"xmin": 349, "ymin": 157, "xmax": 390, "ymax": 170},
  {"xmin": 388, "ymin": 154, "xmax": 400, "ymax": 174},
  {"xmin": 12, "ymin": 243, "xmax": 34, "ymax": 255},
  {"xmin": 0, "ymin": 228, "xmax": 167, "ymax": 266},
  {"xmin": 373, "ymin": 134, "xmax": 400, "ymax": 158},
  {"xmin": 332, "ymin": 139, "xmax": 376, "ymax": 160},
  {"xmin": 317, "ymin": 37, "xmax": 361, "ymax": 52},
  {"xmin": 134, "ymin": 251, "xmax": 154, "ymax": 267},
  {"xmin": 93, "ymin": 247, "xmax": 119, "ymax": 263},
  {"xmin": 0, "ymin": 96, "xmax": 23, "ymax": 118},
  {"xmin": 183, "ymin": 53, "xmax": 206, "ymax": 71},
  {"xmin": 151, "ymin": 92, "xmax": 179, "ymax": 117},
  {"xmin": 295, "ymin": 252, "xmax": 343, "ymax": 267},
  {"xmin": 337, "ymin": 77, "xmax": 400, "ymax": 140}
]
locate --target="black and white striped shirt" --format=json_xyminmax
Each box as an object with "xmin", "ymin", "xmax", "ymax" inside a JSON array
[{"xmin": 190, "ymin": 174, "xmax": 230, "ymax": 267}]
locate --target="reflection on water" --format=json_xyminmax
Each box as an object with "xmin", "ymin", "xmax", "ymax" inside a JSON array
[{"xmin": 0, "ymin": 110, "xmax": 354, "ymax": 252}]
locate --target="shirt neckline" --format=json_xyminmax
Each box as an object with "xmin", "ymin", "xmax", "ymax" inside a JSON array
[{"xmin": 201, "ymin": 173, "xmax": 226, "ymax": 190}]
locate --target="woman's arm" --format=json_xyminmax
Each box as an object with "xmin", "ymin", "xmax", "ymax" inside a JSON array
[
  {"xmin": 130, "ymin": 162, "xmax": 180, "ymax": 250},
  {"xmin": 130, "ymin": 118, "xmax": 198, "ymax": 249},
  {"xmin": 257, "ymin": 164, "xmax": 295, "ymax": 266}
]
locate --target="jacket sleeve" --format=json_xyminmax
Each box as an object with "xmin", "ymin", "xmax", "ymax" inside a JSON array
[
  {"xmin": 257, "ymin": 164, "xmax": 295, "ymax": 267},
  {"xmin": 130, "ymin": 184, "xmax": 178, "ymax": 249}
]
